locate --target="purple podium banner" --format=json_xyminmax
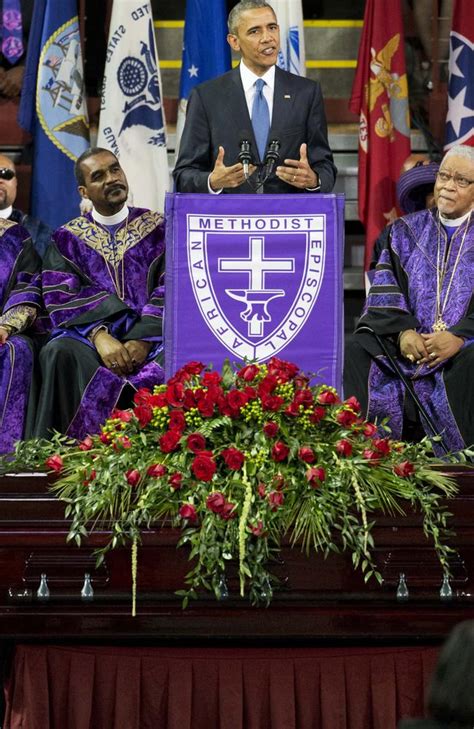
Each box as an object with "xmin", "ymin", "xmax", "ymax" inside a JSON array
[{"xmin": 165, "ymin": 193, "xmax": 345, "ymax": 390}]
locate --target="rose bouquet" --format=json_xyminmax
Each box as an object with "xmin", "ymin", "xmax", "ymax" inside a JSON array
[{"xmin": 12, "ymin": 357, "xmax": 457, "ymax": 609}]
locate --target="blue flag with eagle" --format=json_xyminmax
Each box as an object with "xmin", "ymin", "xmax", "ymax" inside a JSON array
[
  {"xmin": 18, "ymin": 0, "xmax": 89, "ymax": 230},
  {"xmin": 175, "ymin": 0, "xmax": 231, "ymax": 154}
]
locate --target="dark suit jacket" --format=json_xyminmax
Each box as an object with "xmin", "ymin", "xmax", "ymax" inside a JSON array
[{"xmin": 173, "ymin": 65, "xmax": 337, "ymax": 194}]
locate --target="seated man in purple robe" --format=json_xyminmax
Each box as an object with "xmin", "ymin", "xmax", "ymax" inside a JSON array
[
  {"xmin": 344, "ymin": 144, "xmax": 474, "ymax": 453},
  {"xmin": 34, "ymin": 147, "xmax": 165, "ymax": 440},
  {"xmin": 0, "ymin": 218, "xmax": 42, "ymax": 453}
]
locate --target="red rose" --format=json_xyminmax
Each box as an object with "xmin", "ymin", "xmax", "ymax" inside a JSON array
[
  {"xmin": 336, "ymin": 408, "xmax": 359, "ymax": 427},
  {"xmin": 159, "ymin": 429, "xmax": 181, "ymax": 453},
  {"xmin": 227, "ymin": 389, "xmax": 248, "ymax": 412},
  {"xmin": 149, "ymin": 393, "xmax": 167, "ymax": 408},
  {"xmin": 99, "ymin": 432, "xmax": 111, "ymax": 444},
  {"xmin": 268, "ymin": 490, "xmax": 285, "ymax": 510},
  {"xmin": 263, "ymin": 421, "xmax": 279, "ymax": 437},
  {"xmin": 299, "ymin": 446, "xmax": 315, "ymax": 463},
  {"xmin": 251, "ymin": 520, "xmax": 265, "ymax": 537},
  {"xmin": 134, "ymin": 404, "xmax": 153, "ymax": 428},
  {"xmin": 272, "ymin": 441, "xmax": 289, "ymax": 462},
  {"xmin": 202, "ymin": 371, "xmax": 222, "ymax": 386},
  {"xmin": 285, "ymin": 401, "xmax": 300, "ymax": 417},
  {"xmin": 344, "ymin": 395, "xmax": 361, "ymax": 413},
  {"xmin": 362, "ymin": 449, "xmax": 379, "ymax": 463},
  {"xmin": 197, "ymin": 397, "xmax": 214, "ymax": 417},
  {"xmin": 257, "ymin": 482, "xmax": 267, "ymax": 498},
  {"xmin": 244, "ymin": 386, "xmax": 258, "ymax": 400},
  {"xmin": 221, "ymin": 502, "xmax": 237, "ymax": 520},
  {"xmin": 169, "ymin": 472, "xmax": 183, "ymax": 490},
  {"xmin": 187, "ymin": 432, "xmax": 206, "ymax": 453},
  {"xmin": 261, "ymin": 394, "xmax": 284, "ymax": 412},
  {"xmin": 169, "ymin": 409, "xmax": 186, "ymax": 432},
  {"xmin": 306, "ymin": 466, "xmax": 325, "ymax": 488},
  {"xmin": 394, "ymin": 460, "xmax": 415, "ymax": 478},
  {"xmin": 45, "ymin": 454, "xmax": 63, "ymax": 473},
  {"xmin": 133, "ymin": 387, "xmax": 152, "ymax": 405},
  {"xmin": 78, "ymin": 436, "xmax": 93, "ymax": 451},
  {"xmin": 184, "ymin": 361, "xmax": 205, "ymax": 375},
  {"xmin": 267, "ymin": 357, "xmax": 299, "ymax": 381},
  {"xmin": 336, "ymin": 439, "xmax": 353, "ymax": 457},
  {"xmin": 317, "ymin": 389, "xmax": 338, "ymax": 405},
  {"xmin": 192, "ymin": 454, "xmax": 216, "ymax": 482},
  {"xmin": 258, "ymin": 375, "xmax": 278, "ymax": 395},
  {"xmin": 179, "ymin": 503, "xmax": 198, "ymax": 523},
  {"xmin": 373, "ymin": 437, "xmax": 391, "ymax": 456},
  {"xmin": 113, "ymin": 435, "xmax": 132, "ymax": 450},
  {"xmin": 126, "ymin": 469, "xmax": 141, "ymax": 487},
  {"xmin": 147, "ymin": 463, "xmax": 167, "ymax": 478},
  {"xmin": 166, "ymin": 382, "xmax": 186, "ymax": 407},
  {"xmin": 293, "ymin": 389, "xmax": 314, "ymax": 408},
  {"xmin": 310, "ymin": 406, "xmax": 326, "ymax": 424},
  {"xmin": 363, "ymin": 422, "xmax": 377, "ymax": 437},
  {"xmin": 111, "ymin": 408, "xmax": 133, "ymax": 422},
  {"xmin": 206, "ymin": 491, "xmax": 226, "ymax": 513},
  {"xmin": 238, "ymin": 364, "xmax": 260, "ymax": 382},
  {"xmin": 221, "ymin": 447, "xmax": 245, "ymax": 470}
]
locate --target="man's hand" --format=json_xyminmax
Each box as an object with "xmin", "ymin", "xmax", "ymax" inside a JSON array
[
  {"xmin": 275, "ymin": 143, "xmax": 319, "ymax": 189},
  {"xmin": 0, "ymin": 66, "xmax": 25, "ymax": 97},
  {"xmin": 209, "ymin": 146, "xmax": 254, "ymax": 190},
  {"xmin": 421, "ymin": 331, "xmax": 464, "ymax": 368},
  {"xmin": 0, "ymin": 327, "xmax": 10, "ymax": 345},
  {"xmin": 124, "ymin": 339, "xmax": 152, "ymax": 369},
  {"xmin": 399, "ymin": 329, "xmax": 429, "ymax": 363},
  {"xmin": 93, "ymin": 330, "xmax": 133, "ymax": 375}
]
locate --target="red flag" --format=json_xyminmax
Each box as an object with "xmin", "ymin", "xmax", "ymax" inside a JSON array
[
  {"xmin": 349, "ymin": 0, "xmax": 411, "ymax": 269},
  {"xmin": 445, "ymin": 0, "xmax": 474, "ymax": 149}
]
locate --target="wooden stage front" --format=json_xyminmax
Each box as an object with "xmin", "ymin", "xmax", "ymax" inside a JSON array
[{"xmin": 0, "ymin": 466, "xmax": 474, "ymax": 646}]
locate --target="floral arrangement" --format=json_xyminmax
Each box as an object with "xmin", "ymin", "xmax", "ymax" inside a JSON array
[{"xmin": 12, "ymin": 357, "xmax": 458, "ymax": 611}]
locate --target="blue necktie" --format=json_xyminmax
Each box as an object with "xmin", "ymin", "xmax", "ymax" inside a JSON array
[
  {"xmin": 1, "ymin": 0, "xmax": 24, "ymax": 64},
  {"xmin": 251, "ymin": 78, "xmax": 270, "ymax": 160}
]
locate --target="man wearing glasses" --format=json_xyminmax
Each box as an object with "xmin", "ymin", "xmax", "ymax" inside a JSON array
[
  {"xmin": 0, "ymin": 154, "xmax": 51, "ymax": 257},
  {"xmin": 344, "ymin": 144, "xmax": 474, "ymax": 453}
]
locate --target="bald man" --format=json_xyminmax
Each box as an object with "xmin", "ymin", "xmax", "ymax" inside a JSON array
[{"xmin": 0, "ymin": 154, "xmax": 51, "ymax": 258}]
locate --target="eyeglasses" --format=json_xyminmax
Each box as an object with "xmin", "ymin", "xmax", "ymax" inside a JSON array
[
  {"xmin": 0, "ymin": 168, "xmax": 15, "ymax": 181},
  {"xmin": 437, "ymin": 170, "xmax": 474, "ymax": 188}
]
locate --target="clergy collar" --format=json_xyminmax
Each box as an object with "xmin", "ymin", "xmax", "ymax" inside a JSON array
[
  {"xmin": 91, "ymin": 204, "xmax": 129, "ymax": 227},
  {"xmin": 439, "ymin": 209, "xmax": 472, "ymax": 228},
  {"xmin": 239, "ymin": 61, "xmax": 275, "ymax": 94},
  {"xmin": 0, "ymin": 205, "xmax": 13, "ymax": 220}
]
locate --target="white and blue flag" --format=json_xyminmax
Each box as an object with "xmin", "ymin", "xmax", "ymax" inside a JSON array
[
  {"xmin": 97, "ymin": 0, "xmax": 169, "ymax": 212},
  {"xmin": 272, "ymin": 0, "xmax": 306, "ymax": 77}
]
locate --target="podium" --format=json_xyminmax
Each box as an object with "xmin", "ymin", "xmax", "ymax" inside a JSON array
[{"xmin": 165, "ymin": 193, "xmax": 345, "ymax": 390}]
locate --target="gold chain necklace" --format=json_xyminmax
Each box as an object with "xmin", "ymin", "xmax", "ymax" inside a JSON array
[{"xmin": 433, "ymin": 211, "xmax": 471, "ymax": 332}]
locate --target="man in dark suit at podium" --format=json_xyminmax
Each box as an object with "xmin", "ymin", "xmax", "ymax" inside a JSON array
[{"xmin": 173, "ymin": 0, "xmax": 336, "ymax": 195}]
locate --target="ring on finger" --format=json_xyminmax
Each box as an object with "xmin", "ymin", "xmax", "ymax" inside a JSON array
[
  {"xmin": 111, "ymin": 361, "xmax": 118, "ymax": 368},
  {"xmin": 406, "ymin": 353, "xmax": 415, "ymax": 363},
  {"xmin": 429, "ymin": 352, "xmax": 436, "ymax": 359},
  {"xmin": 293, "ymin": 174, "xmax": 297, "ymax": 182}
]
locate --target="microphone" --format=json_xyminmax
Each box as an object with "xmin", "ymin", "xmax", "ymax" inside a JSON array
[
  {"xmin": 263, "ymin": 137, "xmax": 281, "ymax": 179},
  {"xmin": 238, "ymin": 131, "xmax": 253, "ymax": 178}
]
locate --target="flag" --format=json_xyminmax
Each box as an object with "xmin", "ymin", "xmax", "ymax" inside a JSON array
[
  {"xmin": 175, "ymin": 0, "xmax": 231, "ymax": 153},
  {"xmin": 272, "ymin": 0, "xmax": 306, "ymax": 76},
  {"xmin": 18, "ymin": 0, "xmax": 89, "ymax": 230},
  {"xmin": 97, "ymin": 0, "xmax": 168, "ymax": 213},
  {"xmin": 349, "ymin": 0, "xmax": 410, "ymax": 270},
  {"xmin": 445, "ymin": 0, "xmax": 474, "ymax": 149}
]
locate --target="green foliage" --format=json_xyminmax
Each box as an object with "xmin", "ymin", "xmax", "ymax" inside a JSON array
[{"xmin": 5, "ymin": 358, "xmax": 461, "ymax": 606}]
